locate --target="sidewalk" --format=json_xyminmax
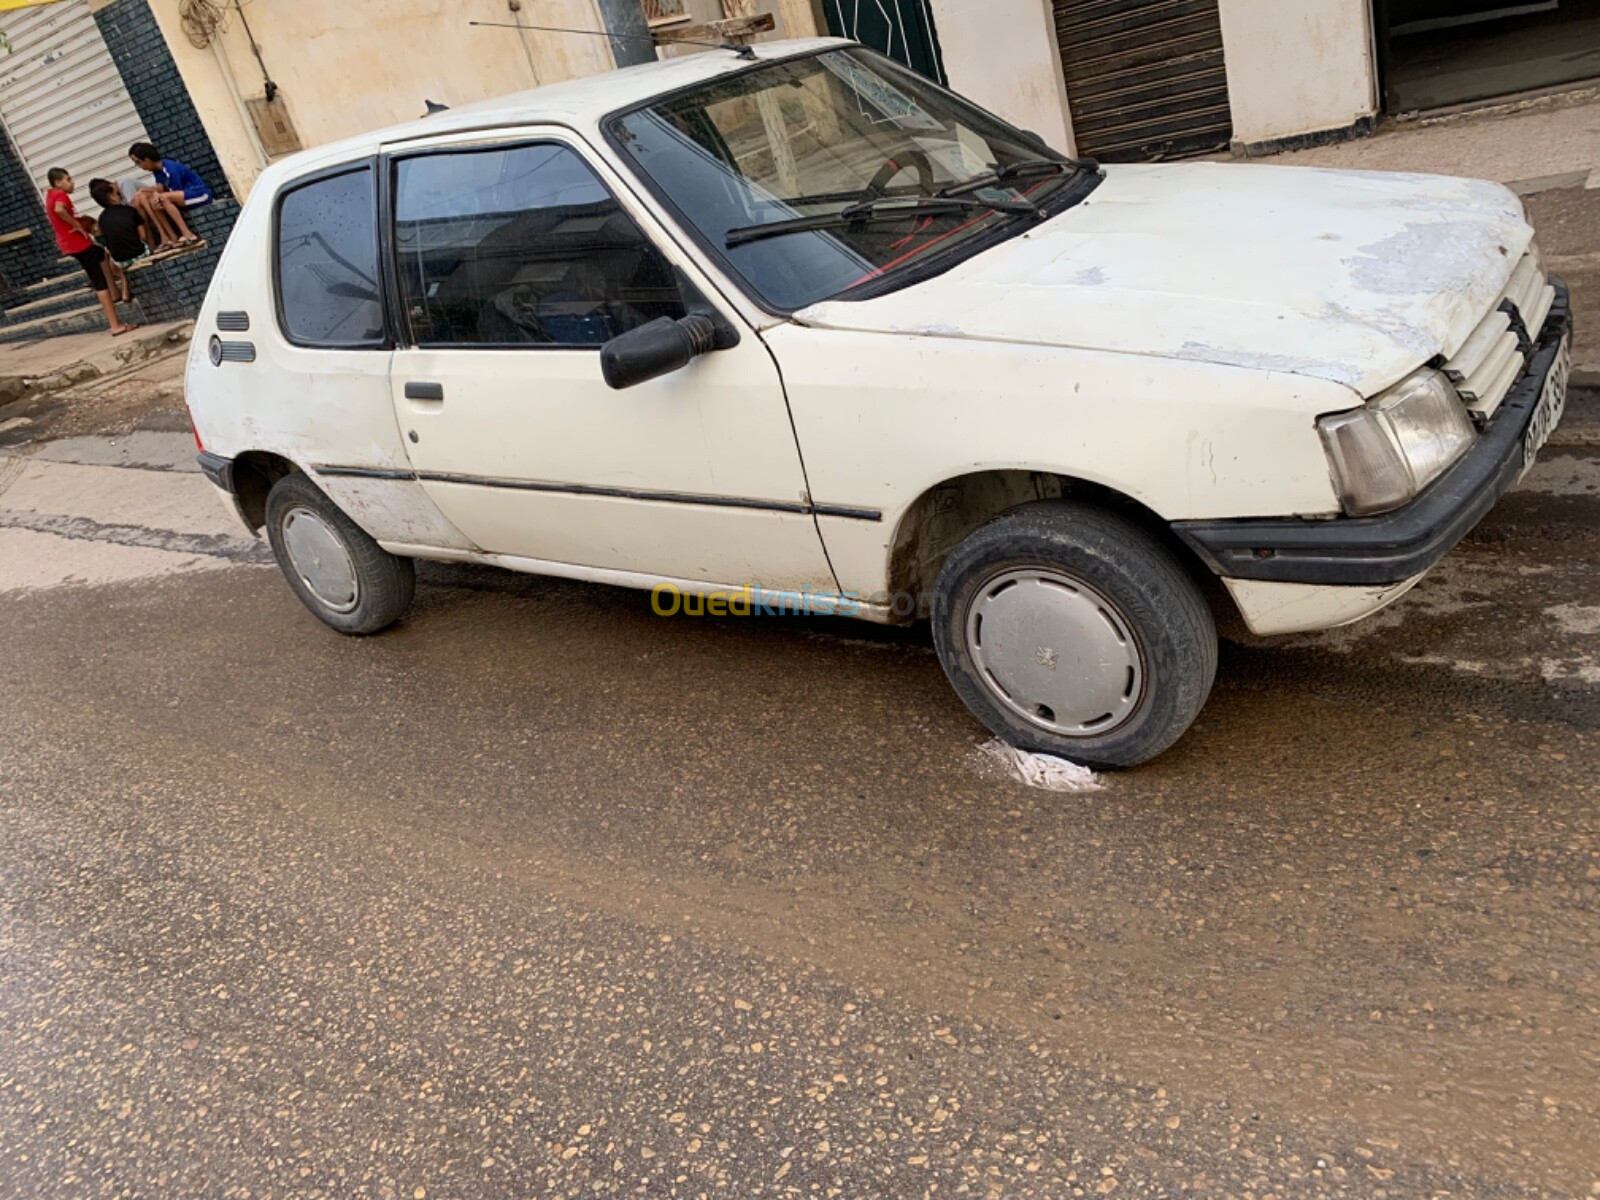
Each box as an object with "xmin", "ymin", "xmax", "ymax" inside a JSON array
[
  {"xmin": 0, "ymin": 321, "xmax": 191, "ymax": 448},
  {"xmin": 1257, "ymin": 87, "xmax": 1600, "ymax": 193}
]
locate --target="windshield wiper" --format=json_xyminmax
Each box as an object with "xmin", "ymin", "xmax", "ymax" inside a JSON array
[
  {"xmin": 938, "ymin": 157, "xmax": 1083, "ymax": 200},
  {"xmin": 725, "ymin": 193, "xmax": 1037, "ymax": 249}
]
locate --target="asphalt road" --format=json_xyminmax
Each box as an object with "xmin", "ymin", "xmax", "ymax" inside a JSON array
[{"xmin": 2, "ymin": 423, "xmax": 1599, "ymax": 1194}]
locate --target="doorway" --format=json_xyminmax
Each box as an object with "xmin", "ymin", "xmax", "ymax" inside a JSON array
[
  {"xmin": 1377, "ymin": 0, "xmax": 1600, "ymax": 113},
  {"xmin": 820, "ymin": 0, "xmax": 946, "ymax": 84},
  {"xmin": 1051, "ymin": 0, "xmax": 1233, "ymax": 162}
]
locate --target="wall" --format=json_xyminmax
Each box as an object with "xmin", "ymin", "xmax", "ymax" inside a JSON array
[
  {"xmin": 138, "ymin": 0, "xmax": 619, "ymax": 199},
  {"xmin": 927, "ymin": 0, "xmax": 1074, "ymax": 154},
  {"xmin": 678, "ymin": 0, "xmax": 803, "ymax": 33},
  {"xmin": 0, "ymin": 127, "xmax": 56, "ymax": 292},
  {"xmin": 1217, "ymin": 0, "xmax": 1378, "ymax": 148},
  {"xmin": 654, "ymin": 0, "xmax": 820, "ymax": 59}
]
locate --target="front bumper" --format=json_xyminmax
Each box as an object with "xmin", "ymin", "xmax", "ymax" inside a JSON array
[{"xmin": 1174, "ymin": 278, "xmax": 1571, "ymax": 587}]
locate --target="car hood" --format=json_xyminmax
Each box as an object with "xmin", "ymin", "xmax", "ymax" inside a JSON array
[{"xmin": 791, "ymin": 162, "xmax": 1533, "ymax": 398}]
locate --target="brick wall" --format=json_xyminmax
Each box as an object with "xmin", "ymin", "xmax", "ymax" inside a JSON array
[
  {"xmin": 0, "ymin": 130, "xmax": 58, "ymax": 301},
  {"xmin": 130, "ymin": 201, "xmax": 240, "ymax": 321}
]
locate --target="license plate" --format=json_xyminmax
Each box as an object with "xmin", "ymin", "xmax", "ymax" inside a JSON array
[{"xmin": 1524, "ymin": 332, "xmax": 1571, "ymax": 473}]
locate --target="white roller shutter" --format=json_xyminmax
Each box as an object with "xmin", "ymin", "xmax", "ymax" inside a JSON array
[{"xmin": 0, "ymin": 0, "xmax": 148, "ymax": 215}]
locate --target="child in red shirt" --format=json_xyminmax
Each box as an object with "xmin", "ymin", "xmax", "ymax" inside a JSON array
[{"xmin": 45, "ymin": 167, "xmax": 137, "ymax": 337}]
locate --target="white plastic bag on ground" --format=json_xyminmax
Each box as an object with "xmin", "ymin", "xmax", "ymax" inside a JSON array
[{"xmin": 973, "ymin": 738, "xmax": 1102, "ymax": 793}]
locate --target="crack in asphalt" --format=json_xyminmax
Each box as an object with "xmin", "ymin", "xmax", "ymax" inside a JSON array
[{"xmin": 0, "ymin": 509, "xmax": 269, "ymax": 563}]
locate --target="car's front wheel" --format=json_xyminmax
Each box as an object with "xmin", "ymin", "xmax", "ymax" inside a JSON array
[
  {"xmin": 264, "ymin": 473, "xmax": 415, "ymax": 635},
  {"xmin": 932, "ymin": 501, "xmax": 1217, "ymax": 769}
]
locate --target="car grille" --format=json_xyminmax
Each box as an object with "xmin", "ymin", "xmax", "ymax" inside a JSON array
[{"xmin": 1442, "ymin": 247, "xmax": 1555, "ymax": 423}]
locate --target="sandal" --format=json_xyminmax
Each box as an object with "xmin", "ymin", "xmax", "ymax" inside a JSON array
[{"xmin": 112, "ymin": 324, "xmax": 141, "ymax": 337}]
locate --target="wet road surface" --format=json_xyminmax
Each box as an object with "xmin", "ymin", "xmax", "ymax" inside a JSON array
[{"xmin": 2, "ymin": 404, "xmax": 1599, "ymax": 1197}]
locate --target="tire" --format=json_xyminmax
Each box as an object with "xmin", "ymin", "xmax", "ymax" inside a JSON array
[
  {"xmin": 932, "ymin": 501, "xmax": 1216, "ymax": 769},
  {"xmin": 264, "ymin": 472, "xmax": 415, "ymax": 636}
]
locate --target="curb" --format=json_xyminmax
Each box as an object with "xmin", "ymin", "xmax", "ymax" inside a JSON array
[{"xmin": 0, "ymin": 323, "xmax": 192, "ymax": 402}]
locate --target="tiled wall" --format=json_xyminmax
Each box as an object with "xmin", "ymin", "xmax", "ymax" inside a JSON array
[{"xmin": 0, "ymin": 131, "xmax": 58, "ymax": 298}]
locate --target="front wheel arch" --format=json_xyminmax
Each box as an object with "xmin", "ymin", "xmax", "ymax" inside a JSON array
[{"xmin": 883, "ymin": 469, "xmax": 1225, "ymax": 627}]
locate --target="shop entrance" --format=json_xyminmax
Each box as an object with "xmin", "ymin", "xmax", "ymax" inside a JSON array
[{"xmin": 1377, "ymin": 0, "xmax": 1600, "ymax": 113}]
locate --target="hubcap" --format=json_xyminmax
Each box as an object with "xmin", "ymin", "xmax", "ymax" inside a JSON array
[
  {"xmin": 965, "ymin": 568, "xmax": 1144, "ymax": 737},
  {"xmin": 282, "ymin": 507, "xmax": 360, "ymax": 614}
]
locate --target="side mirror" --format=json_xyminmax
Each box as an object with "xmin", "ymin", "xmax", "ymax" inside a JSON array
[
  {"xmin": 600, "ymin": 268, "xmax": 741, "ymax": 390},
  {"xmin": 601, "ymin": 315, "xmax": 719, "ymax": 390}
]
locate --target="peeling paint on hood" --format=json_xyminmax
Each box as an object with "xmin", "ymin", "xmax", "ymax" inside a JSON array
[{"xmin": 792, "ymin": 162, "xmax": 1533, "ymax": 398}]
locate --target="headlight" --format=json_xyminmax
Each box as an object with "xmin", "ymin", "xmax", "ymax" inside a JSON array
[{"xmin": 1317, "ymin": 369, "xmax": 1476, "ymax": 516}]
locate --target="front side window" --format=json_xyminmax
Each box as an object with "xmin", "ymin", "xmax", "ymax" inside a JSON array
[
  {"xmin": 276, "ymin": 166, "xmax": 384, "ymax": 347},
  {"xmin": 393, "ymin": 142, "xmax": 685, "ymax": 347},
  {"xmin": 608, "ymin": 48, "xmax": 1088, "ymax": 312}
]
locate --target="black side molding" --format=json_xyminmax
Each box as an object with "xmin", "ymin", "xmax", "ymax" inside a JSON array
[{"xmin": 1174, "ymin": 280, "xmax": 1571, "ymax": 588}]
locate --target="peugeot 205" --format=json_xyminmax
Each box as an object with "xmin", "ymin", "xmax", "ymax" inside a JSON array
[{"xmin": 187, "ymin": 39, "xmax": 1571, "ymax": 767}]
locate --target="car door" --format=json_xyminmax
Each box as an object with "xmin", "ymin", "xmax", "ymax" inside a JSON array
[{"xmin": 384, "ymin": 131, "xmax": 838, "ymax": 594}]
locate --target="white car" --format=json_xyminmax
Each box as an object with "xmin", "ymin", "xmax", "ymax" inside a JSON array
[{"xmin": 188, "ymin": 38, "xmax": 1571, "ymax": 767}]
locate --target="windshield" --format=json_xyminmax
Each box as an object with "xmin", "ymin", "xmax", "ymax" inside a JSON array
[{"xmin": 607, "ymin": 48, "xmax": 1081, "ymax": 311}]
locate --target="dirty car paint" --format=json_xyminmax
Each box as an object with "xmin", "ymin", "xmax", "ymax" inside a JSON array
[{"xmin": 795, "ymin": 162, "xmax": 1532, "ymax": 398}]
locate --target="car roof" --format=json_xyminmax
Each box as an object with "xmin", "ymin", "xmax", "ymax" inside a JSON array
[{"xmin": 256, "ymin": 37, "xmax": 850, "ymax": 190}]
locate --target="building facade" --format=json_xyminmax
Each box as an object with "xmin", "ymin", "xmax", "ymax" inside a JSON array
[{"xmin": 925, "ymin": 0, "xmax": 1600, "ymax": 162}]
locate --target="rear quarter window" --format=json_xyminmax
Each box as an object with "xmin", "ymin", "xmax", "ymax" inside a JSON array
[{"xmin": 275, "ymin": 166, "xmax": 385, "ymax": 348}]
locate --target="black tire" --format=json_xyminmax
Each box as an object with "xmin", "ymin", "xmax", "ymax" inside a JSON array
[
  {"xmin": 264, "ymin": 472, "xmax": 415, "ymax": 636},
  {"xmin": 932, "ymin": 501, "xmax": 1217, "ymax": 769}
]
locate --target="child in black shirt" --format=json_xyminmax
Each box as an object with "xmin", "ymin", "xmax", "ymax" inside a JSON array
[{"xmin": 89, "ymin": 178, "xmax": 151, "ymax": 268}]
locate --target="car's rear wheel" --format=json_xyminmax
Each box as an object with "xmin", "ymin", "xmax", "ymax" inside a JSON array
[
  {"xmin": 264, "ymin": 473, "xmax": 415, "ymax": 635},
  {"xmin": 932, "ymin": 501, "xmax": 1216, "ymax": 769}
]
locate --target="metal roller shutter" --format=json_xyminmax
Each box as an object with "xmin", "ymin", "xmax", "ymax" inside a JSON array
[
  {"xmin": 1053, "ymin": 0, "xmax": 1232, "ymax": 162},
  {"xmin": 0, "ymin": 0, "xmax": 148, "ymax": 216}
]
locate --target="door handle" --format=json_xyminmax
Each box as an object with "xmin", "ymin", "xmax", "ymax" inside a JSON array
[{"xmin": 405, "ymin": 381, "xmax": 445, "ymax": 402}]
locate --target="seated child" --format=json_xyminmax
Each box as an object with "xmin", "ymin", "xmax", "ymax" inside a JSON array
[
  {"xmin": 89, "ymin": 177, "xmax": 150, "ymax": 285},
  {"xmin": 127, "ymin": 141, "xmax": 211, "ymax": 249}
]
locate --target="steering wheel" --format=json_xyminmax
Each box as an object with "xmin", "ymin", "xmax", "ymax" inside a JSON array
[{"xmin": 865, "ymin": 149, "xmax": 936, "ymax": 198}]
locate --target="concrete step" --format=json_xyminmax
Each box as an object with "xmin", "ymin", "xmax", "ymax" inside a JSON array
[
  {"xmin": 1, "ymin": 269, "xmax": 88, "ymax": 318},
  {"xmin": 3, "ymin": 286, "xmax": 124, "ymax": 326},
  {"xmin": 0, "ymin": 300, "xmax": 147, "ymax": 346},
  {"xmin": 18, "ymin": 269, "xmax": 81, "ymax": 298}
]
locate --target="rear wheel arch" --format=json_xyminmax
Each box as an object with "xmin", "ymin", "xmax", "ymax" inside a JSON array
[{"xmin": 231, "ymin": 451, "xmax": 299, "ymax": 532}]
